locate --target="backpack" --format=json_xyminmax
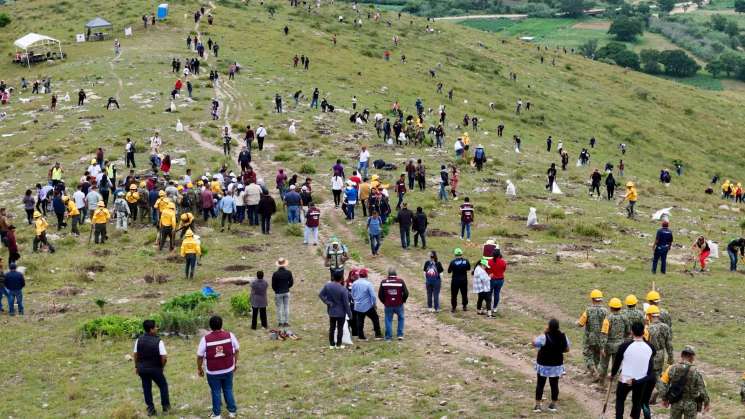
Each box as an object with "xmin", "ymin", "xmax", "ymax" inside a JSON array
[
  {"xmin": 665, "ymin": 365, "xmax": 691, "ymax": 404},
  {"xmin": 115, "ymin": 199, "xmax": 128, "ymax": 213},
  {"xmin": 425, "ymin": 262, "xmax": 438, "ymax": 281},
  {"xmin": 181, "ymin": 192, "xmax": 192, "ymax": 209},
  {"xmin": 474, "ymin": 148, "xmax": 484, "ymax": 160},
  {"xmin": 130, "ymin": 141, "xmax": 137, "ymax": 153}
]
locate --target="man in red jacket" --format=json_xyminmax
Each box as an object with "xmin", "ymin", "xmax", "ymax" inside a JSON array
[
  {"xmin": 460, "ymin": 197, "xmax": 474, "ymax": 241},
  {"xmin": 378, "ymin": 267, "xmax": 409, "ymax": 341},
  {"xmin": 487, "ymin": 248, "xmax": 507, "ymax": 313},
  {"xmin": 197, "ymin": 316, "xmax": 240, "ymax": 418},
  {"xmin": 304, "ymin": 202, "xmax": 321, "ymax": 245}
]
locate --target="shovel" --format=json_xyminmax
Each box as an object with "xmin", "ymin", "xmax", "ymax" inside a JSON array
[{"xmin": 599, "ymin": 372, "xmax": 617, "ymax": 419}]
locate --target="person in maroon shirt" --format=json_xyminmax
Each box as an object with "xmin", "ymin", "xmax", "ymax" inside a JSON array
[
  {"xmin": 200, "ymin": 188, "xmax": 214, "ymax": 222},
  {"xmin": 6, "ymin": 225, "xmax": 19, "ymax": 263},
  {"xmin": 304, "ymin": 202, "xmax": 320, "ymax": 245}
]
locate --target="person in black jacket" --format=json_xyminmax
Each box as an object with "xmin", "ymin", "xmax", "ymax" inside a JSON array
[
  {"xmin": 611, "ymin": 321, "xmax": 656, "ymax": 419},
  {"xmin": 590, "ymin": 169, "xmax": 602, "ymax": 197},
  {"xmin": 606, "ymin": 172, "xmax": 616, "ymax": 200},
  {"xmin": 532, "ymin": 318, "xmax": 570, "ymax": 413},
  {"xmin": 272, "ymin": 258, "xmax": 294, "ymax": 327},
  {"xmin": 257, "ymin": 191, "xmax": 276, "ymax": 235},
  {"xmin": 133, "ymin": 319, "xmax": 170, "ymax": 416},
  {"xmin": 395, "ymin": 203, "xmax": 413, "ymax": 249},
  {"xmin": 412, "ymin": 207, "xmax": 428, "ymax": 249}
]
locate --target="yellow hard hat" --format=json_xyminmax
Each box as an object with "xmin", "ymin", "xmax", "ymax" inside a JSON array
[
  {"xmin": 625, "ymin": 294, "xmax": 638, "ymax": 306},
  {"xmin": 97, "ymin": 201, "xmax": 105, "ymax": 207},
  {"xmin": 609, "ymin": 298, "xmax": 622, "ymax": 309},
  {"xmin": 91, "ymin": 159, "xmax": 97, "ymax": 164},
  {"xmin": 371, "ymin": 174, "xmax": 379, "ymax": 181},
  {"xmin": 589, "ymin": 289, "xmax": 603, "ymax": 300},
  {"xmin": 62, "ymin": 196, "xmax": 69, "ymax": 202},
  {"xmin": 197, "ymin": 180, "xmax": 204, "ymax": 186},
  {"xmin": 177, "ymin": 185, "xmax": 184, "ymax": 191},
  {"xmin": 187, "ymin": 182, "xmax": 193, "ymax": 188},
  {"xmin": 185, "ymin": 229, "xmax": 194, "ymax": 237},
  {"xmin": 646, "ymin": 290, "xmax": 661, "ymax": 302},
  {"xmin": 645, "ymin": 305, "xmax": 660, "ymax": 316},
  {"xmin": 626, "ymin": 181, "xmax": 634, "ymax": 188},
  {"xmin": 180, "ymin": 213, "xmax": 190, "ymax": 221},
  {"xmin": 158, "ymin": 190, "xmax": 166, "ymax": 197},
  {"xmin": 139, "ymin": 181, "xmax": 146, "ymax": 188},
  {"xmin": 33, "ymin": 211, "xmax": 41, "ymax": 218},
  {"xmin": 129, "ymin": 184, "xmax": 137, "ymax": 190}
]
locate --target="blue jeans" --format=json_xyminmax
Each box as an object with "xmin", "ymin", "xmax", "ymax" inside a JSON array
[
  {"xmin": 358, "ymin": 161, "xmax": 368, "ymax": 179},
  {"xmin": 247, "ymin": 205, "xmax": 259, "ymax": 225},
  {"xmin": 185, "ymin": 254, "xmax": 197, "ymax": 278},
  {"xmin": 384, "ymin": 305, "xmax": 405, "ymax": 339},
  {"xmin": 439, "ymin": 184, "xmax": 448, "ymax": 201},
  {"xmin": 310, "ymin": 97, "xmax": 318, "ymax": 108},
  {"xmin": 652, "ymin": 246, "xmax": 669, "ymax": 274},
  {"xmin": 461, "ymin": 222, "xmax": 471, "ymax": 240},
  {"xmin": 287, "ymin": 205, "xmax": 300, "ymax": 224},
  {"xmin": 369, "ymin": 233, "xmax": 381, "ymax": 255},
  {"xmin": 7, "ymin": 289, "xmax": 23, "ymax": 315},
  {"xmin": 235, "ymin": 206, "xmax": 246, "ymax": 223},
  {"xmin": 490, "ymin": 279, "xmax": 504, "ymax": 310},
  {"xmin": 426, "ymin": 280, "xmax": 441, "ymax": 311},
  {"xmin": 346, "ymin": 202, "xmax": 356, "ymax": 220},
  {"xmin": 728, "ymin": 249, "xmax": 738, "ymax": 271},
  {"xmin": 206, "ymin": 371, "xmax": 236, "ymax": 416},
  {"xmin": 396, "ymin": 192, "xmax": 404, "ymax": 209},
  {"xmin": 399, "ymin": 226, "xmax": 410, "ymax": 248},
  {"xmin": 150, "ymin": 208, "xmax": 159, "ymax": 226}
]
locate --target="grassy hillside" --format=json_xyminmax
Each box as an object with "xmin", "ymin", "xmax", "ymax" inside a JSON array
[{"xmin": 1, "ymin": 0, "xmax": 745, "ymax": 417}]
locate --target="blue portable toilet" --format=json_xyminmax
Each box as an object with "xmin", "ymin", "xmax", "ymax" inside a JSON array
[{"xmin": 157, "ymin": 3, "xmax": 169, "ymax": 20}]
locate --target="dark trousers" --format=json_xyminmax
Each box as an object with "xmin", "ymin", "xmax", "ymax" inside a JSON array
[
  {"xmin": 399, "ymin": 226, "xmax": 410, "ymax": 248},
  {"xmin": 260, "ymin": 214, "xmax": 271, "ymax": 234},
  {"xmin": 413, "ymin": 229, "xmax": 426, "ymax": 248},
  {"xmin": 417, "ymin": 177, "xmax": 425, "ymax": 191},
  {"xmin": 355, "ymin": 307, "xmax": 382, "ymax": 339},
  {"xmin": 247, "ymin": 205, "xmax": 259, "ymax": 225},
  {"xmin": 640, "ymin": 377, "xmax": 655, "ymax": 419},
  {"xmin": 25, "ymin": 209, "xmax": 34, "ymax": 225},
  {"xmin": 477, "ymin": 291, "xmax": 492, "ymax": 311},
  {"xmin": 94, "ymin": 224, "xmax": 107, "ymax": 244},
  {"xmin": 652, "ymin": 246, "xmax": 669, "ymax": 274},
  {"xmin": 535, "ymin": 375, "xmax": 559, "ymax": 402},
  {"xmin": 408, "ymin": 176, "xmax": 415, "ymax": 190},
  {"xmin": 126, "ymin": 152, "xmax": 136, "ymax": 168},
  {"xmin": 251, "ymin": 307, "xmax": 267, "ymax": 329},
  {"xmin": 615, "ymin": 380, "xmax": 646, "ymax": 419},
  {"xmin": 360, "ymin": 199, "xmax": 368, "ymax": 216},
  {"xmin": 33, "ymin": 232, "xmax": 55, "ymax": 252},
  {"xmin": 159, "ymin": 226, "xmax": 173, "ymax": 250},
  {"xmin": 55, "ymin": 211, "xmax": 65, "ymax": 229},
  {"xmin": 329, "ymin": 316, "xmax": 345, "ymax": 346},
  {"xmin": 257, "ymin": 136, "xmax": 265, "ymax": 151},
  {"xmin": 451, "ymin": 279, "xmax": 468, "ymax": 310},
  {"xmin": 129, "ymin": 203, "xmax": 138, "ymax": 220},
  {"xmin": 221, "ymin": 212, "xmax": 233, "ymax": 230},
  {"xmin": 185, "ymin": 254, "xmax": 197, "ymax": 278},
  {"xmin": 139, "ymin": 369, "xmax": 170, "ymax": 412},
  {"xmin": 202, "ymin": 208, "xmax": 212, "ymax": 222},
  {"xmin": 332, "ymin": 189, "xmax": 342, "ymax": 207}
]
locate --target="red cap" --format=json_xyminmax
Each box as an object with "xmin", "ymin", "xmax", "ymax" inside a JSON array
[{"xmin": 358, "ymin": 268, "xmax": 368, "ymax": 278}]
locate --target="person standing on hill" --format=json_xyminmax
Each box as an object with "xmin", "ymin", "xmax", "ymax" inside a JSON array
[
  {"xmin": 727, "ymin": 237, "xmax": 745, "ymax": 271},
  {"xmin": 395, "ymin": 203, "xmax": 413, "ymax": 249},
  {"xmin": 319, "ymin": 270, "xmax": 352, "ymax": 349},
  {"xmin": 159, "ymin": 202, "xmax": 177, "ymax": 250},
  {"xmin": 546, "ymin": 163, "xmax": 557, "ymax": 191},
  {"xmin": 257, "ymin": 191, "xmax": 276, "ymax": 235},
  {"xmin": 180, "ymin": 229, "xmax": 201, "ymax": 279},
  {"xmin": 487, "ymin": 248, "xmax": 507, "ymax": 313},
  {"xmin": 473, "ymin": 257, "xmax": 492, "ymax": 317},
  {"xmin": 652, "ymin": 220, "xmax": 673, "ymax": 275},
  {"xmin": 447, "ymin": 248, "xmax": 470, "ymax": 312},
  {"xmin": 459, "ymin": 197, "xmax": 474, "ymax": 241},
  {"xmin": 367, "ymin": 210, "xmax": 382, "ymax": 256},
  {"xmin": 4, "ymin": 262, "xmax": 24, "ymax": 316},
  {"xmin": 645, "ymin": 305, "xmax": 674, "ymax": 407},
  {"xmin": 621, "ymin": 181, "xmax": 637, "ymax": 218},
  {"xmin": 379, "ymin": 267, "xmax": 409, "ymax": 341},
  {"xmin": 439, "ymin": 165, "xmax": 449, "ymax": 201},
  {"xmin": 659, "ymin": 346, "xmax": 710, "ymax": 418},
  {"xmin": 610, "ymin": 321, "xmax": 655, "ymax": 419},
  {"xmin": 92, "ymin": 201, "xmax": 111, "ymax": 244},
  {"xmin": 422, "ymin": 251, "xmax": 444, "ymax": 312},
  {"xmin": 532, "ymin": 318, "xmax": 570, "ymax": 413},
  {"xmin": 351, "ymin": 268, "xmax": 383, "ymax": 340},
  {"xmin": 577, "ymin": 289, "xmax": 607, "ymax": 379},
  {"xmin": 412, "ymin": 206, "xmax": 428, "ymax": 249},
  {"xmin": 606, "ymin": 171, "xmax": 616, "ymax": 200},
  {"xmin": 63, "ymin": 196, "xmax": 80, "ymax": 236},
  {"xmin": 32, "ymin": 211, "xmax": 55, "ymax": 253},
  {"xmin": 304, "ymin": 202, "xmax": 321, "ymax": 246},
  {"xmin": 250, "ymin": 271, "xmax": 269, "ymax": 330},
  {"xmin": 590, "ymin": 169, "xmax": 601, "ymax": 197},
  {"xmin": 197, "ymin": 316, "xmax": 239, "ymax": 419},
  {"xmin": 133, "ymin": 319, "xmax": 170, "ymax": 417},
  {"xmin": 6, "ymin": 226, "xmax": 19, "ymax": 264},
  {"xmin": 598, "ymin": 298, "xmax": 629, "ymax": 386},
  {"xmin": 272, "ymin": 258, "xmax": 294, "ymax": 328}
]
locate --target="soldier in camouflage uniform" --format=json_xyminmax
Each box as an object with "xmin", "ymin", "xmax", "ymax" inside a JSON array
[
  {"xmin": 660, "ymin": 346, "xmax": 710, "ymax": 419},
  {"xmin": 576, "ymin": 289, "xmax": 608, "ymax": 378},
  {"xmin": 740, "ymin": 372, "xmax": 745, "ymax": 404},
  {"xmin": 645, "ymin": 305, "xmax": 674, "ymax": 403},
  {"xmin": 647, "ymin": 290, "xmax": 673, "ymax": 338},
  {"xmin": 622, "ymin": 294, "xmax": 645, "ymax": 340},
  {"xmin": 598, "ymin": 298, "xmax": 629, "ymax": 385}
]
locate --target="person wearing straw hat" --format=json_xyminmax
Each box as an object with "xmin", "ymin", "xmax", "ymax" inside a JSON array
[{"xmin": 272, "ymin": 258, "xmax": 294, "ymax": 328}]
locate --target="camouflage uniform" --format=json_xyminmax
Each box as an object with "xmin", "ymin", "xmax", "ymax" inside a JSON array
[
  {"xmin": 599, "ymin": 311, "xmax": 629, "ymax": 378},
  {"xmin": 622, "ymin": 306, "xmax": 645, "ymax": 339},
  {"xmin": 660, "ymin": 361, "xmax": 710, "ymax": 419},
  {"xmin": 740, "ymin": 373, "xmax": 745, "ymax": 403},
  {"xmin": 578, "ymin": 304, "xmax": 608, "ymax": 372},
  {"xmin": 647, "ymin": 320, "xmax": 674, "ymax": 391},
  {"xmin": 658, "ymin": 306, "xmax": 673, "ymax": 338}
]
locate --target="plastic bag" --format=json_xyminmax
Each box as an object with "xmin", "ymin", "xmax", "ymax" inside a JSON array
[
  {"xmin": 576, "ymin": 159, "xmax": 582, "ymax": 167},
  {"xmin": 505, "ymin": 180, "xmax": 516, "ymax": 197},
  {"xmin": 708, "ymin": 241, "xmax": 719, "ymax": 258},
  {"xmin": 288, "ymin": 122, "xmax": 296, "ymax": 135},
  {"xmin": 527, "ymin": 207, "xmax": 538, "ymax": 226},
  {"xmin": 551, "ymin": 181, "xmax": 562, "ymax": 194},
  {"xmin": 333, "ymin": 316, "xmax": 354, "ymax": 345},
  {"xmin": 652, "ymin": 207, "xmax": 672, "ymax": 221},
  {"xmin": 175, "ymin": 119, "xmax": 183, "ymax": 132},
  {"xmin": 514, "ymin": 146, "xmax": 520, "ymax": 154}
]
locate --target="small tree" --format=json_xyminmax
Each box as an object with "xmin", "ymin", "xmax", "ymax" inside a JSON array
[
  {"xmin": 558, "ymin": 0, "xmax": 588, "ymax": 17},
  {"xmin": 608, "ymin": 16, "xmax": 644, "ymax": 41},
  {"xmin": 659, "ymin": 50, "xmax": 700, "ymax": 77},
  {"xmin": 614, "ymin": 49, "xmax": 641, "ymax": 69},
  {"xmin": 719, "ymin": 51, "xmax": 742, "ymax": 76},
  {"xmin": 711, "ymin": 14, "xmax": 728, "ymax": 31},
  {"xmin": 640, "ymin": 49, "xmax": 661, "ymax": 74},
  {"xmin": 0, "ymin": 13, "xmax": 9, "ymax": 28},
  {"xmin": 725, "ymin": 20, "xmax": 740, "ymax": 37},
  {"xmin": 579, "ymin": 39, "xmax": 599, "ymax": 58},
  {"xmin": 736, "ymin": 0, "xmax": 745, "ymax": 13},
  {"xmin": 94, "ymin": 298, "xmax": 107, "ymax": 314},
  {"xmin": 658, "ymin": 0, "xmax": 676, "ymax": 13},
  {"xmin": 267, "ymin": 4, "xmax": 278, "ymax": 18},
  {"xmin": 706, "ymin": 58, "xmax": 724, "ymax": 77}
]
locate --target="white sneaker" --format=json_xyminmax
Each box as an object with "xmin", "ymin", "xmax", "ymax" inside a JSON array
[
  {"xmin": 338, "ymin": 345, "xmax": 346, "ymax": 349},
  {"xmin": 228, "ymin": 412, "xmax": 237, "ymax": 418},
  {"xmin": 209, "ymin": 415, "xmax": 221, "ymax": 419},
  {"xmin": 329, "ymin": 345, "xmax": 336, "ymax": 350}
]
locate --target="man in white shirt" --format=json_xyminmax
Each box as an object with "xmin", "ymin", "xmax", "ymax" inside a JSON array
[
  {"xmin": 256, "ymin": 124, "xmax": 267, "ymax": 151},
  {"xmin": 358, "ymin": 145, "xmax": 370, "ymax": 179},
  {"xmin": 73, "ymin": 186, "xmax": 87, "ymax": 215},
  {"xmin": 197, "ymin": 316, "xmax": 239, "ymax": 418},
  {"xmin": 150, "ymin": 132, "xmax": 162, "ymax": 154},
  {"xmin": 245, "ymin": 182, "xmax": 262, "ymax": 226},
  {"xmin": 610, "ymin": 321, "xmax": 655, "ymax": 419}
]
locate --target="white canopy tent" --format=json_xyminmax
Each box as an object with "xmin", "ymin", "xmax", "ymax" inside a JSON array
[{"xmin": 13, "ymin": 33, "xmax": 64, "ymax": 68}]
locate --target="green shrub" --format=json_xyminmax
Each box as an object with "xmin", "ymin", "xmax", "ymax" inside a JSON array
[
  {"xmin": 286, "ymin": 224, "xmax": 302, "ymax": 237},
  {"xmin": 547, "ymin": 224, "xmax": 568, "ymax": 238},
  {"xmin": 274, "ymin": 153, "xmax": 292, "ymax": 162},
  {"xmin": 230, "ymin": 293, "xmax": 251, "ymax": 317},
  {"xmin": 161, "ymin": 292, "xmax": 216, "ymax": 312},
  {"xmin": 549, "ymin": 210, "xmax": 566, "ymax": 220},
  {"xmin": 80, "ymin": 315, "xmax": 140, "ymax": 338},
  {"xmin": 572, "ymin": 223, "xmax": 604, "ymax": 239},
  {"xmin": 0, "ymin": 13, "xmax": 10, "ymax": 28},
  {"xmin": 299, "ymin": 163, "xmax": 316, "ymax": 174},
  {"xmin": 155, "ymin": 308, "xmax": 210, "ymax": 335}
]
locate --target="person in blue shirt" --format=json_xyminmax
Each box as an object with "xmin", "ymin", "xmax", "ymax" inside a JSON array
[
  {"xmin": 284, "ymin": 185, "xmax": 302, "ymax": 224},
  {"xmin": 344, "ymin": 181, "xmax": 358, "ymax": 220},
  {"xmin": 351, "ymin": 268, "xmax": 382, "ymax": 340},
  {"xmin": 367, "ymin": 210, "xmax": 382, "ymax": 256},
  {"xmin": 52, "ymin": 192, "xmax": 67, "ymax": 230},
  {"xmin": 652, "ymin": 220, "xmax": 673, "ymax": 274},
  {"xmin": 218, "ymin": 191, "xmax": 236, "ymax": 232},
  {"xmin": 4, "ymin": 262, "xmax": 25, "ymax": 315},
  {"xmin": 148, "ymin": 188, "xmax": 160, "ymax": 226}
]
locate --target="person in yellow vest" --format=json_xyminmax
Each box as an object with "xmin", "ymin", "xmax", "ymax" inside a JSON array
[
  {"xmin": 462, "ymin": 132, "xmax": 471, "ymax": 158},
  {"xmin": 125, "ymin": 184, "xmax": 140, "ymax": 221},
  {"xmin": 177, "ymin": 212, "xmax": 195, "ymax": 239},
  {"xmin": 159, "ymin": 202, "xmax": 177, "ymax": 251},
  {"xmin": 359, "ymin": 178, "xmax": 371, "ymax": 217},
  {"xmin": 49, "ymin": 162, "xmax": 63, "ymax": 187},
  {"xmin": 722, "ymin": 179, "xmax": 732, "ymax": 199},
  {"xmin": 92, "ymin": 201, "xmax": 111, "ymax": 244},
  {"xmin": 32, "ymin": 211, "xmax": 55, "ymax": 253},
  {"xmin": 620, "ymin": 181, "xmax": 638, "ymax": 219},
  {"xmin": 210, "ymin": 176, "xmax": 223, "ymax": 196},
  {"xmin": 154, "ymin": 190, "xmax": 170, "ymax": 214},
  {"xmin": 63, "ymin": 195, "xmax": 80, "ymax": 236},
  {"xmin": 180, "ymin": 229, "xmax": 201, "ymax": 279}
]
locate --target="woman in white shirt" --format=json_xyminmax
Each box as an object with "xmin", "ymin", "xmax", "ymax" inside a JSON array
[{"xmin": 331, "ymin": 175, "xmax": 344, "ymax": 208}]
